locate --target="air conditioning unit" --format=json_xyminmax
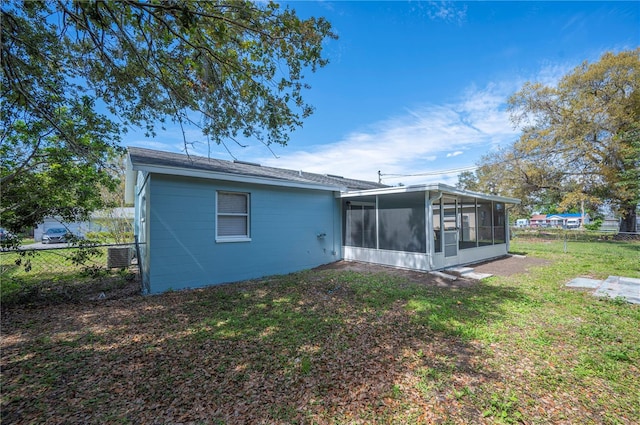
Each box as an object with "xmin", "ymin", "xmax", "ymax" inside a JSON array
[{"xmin": 107, "ymin": 247, "xmax": 132, "ymax": 268}]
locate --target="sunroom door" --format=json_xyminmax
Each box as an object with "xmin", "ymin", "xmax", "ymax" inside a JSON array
[{"xmin": 443, "ymin": 197, "xmax": 459, "ymax": 266}]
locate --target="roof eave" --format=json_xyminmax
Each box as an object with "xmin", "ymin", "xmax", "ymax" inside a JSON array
[
  {"xmin": 130, "ymin": 161, "xmax": 345, "ymax": 192},
  {"xmin": 339, "ymin": 183, "xmax": 521, "ymax": 204}
]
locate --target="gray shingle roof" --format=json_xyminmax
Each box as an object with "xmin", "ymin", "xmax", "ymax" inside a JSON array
[{"xmin": 128, "ymin": 147, "xmax": 387, "ymax": 191}]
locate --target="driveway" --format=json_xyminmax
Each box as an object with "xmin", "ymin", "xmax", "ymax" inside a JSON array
[{"xmin": 19, "ymin": 242, "xmax": 73, "ymax": 250}]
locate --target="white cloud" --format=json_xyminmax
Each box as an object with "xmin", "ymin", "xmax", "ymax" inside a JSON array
[
  {"xmin": 426, "ymin": 1, "xmax": 467, "ymax": 24},
  {"xmin": 122, "ymin": 80, "xmax": 521, "ymax": 187},
  {"xmin": 258, "ymin": 81, "xmax": 520, "ymax": 186},
  {"xmin": 531, "ymin": 62, "xmax": 572, "ymax": 87}
]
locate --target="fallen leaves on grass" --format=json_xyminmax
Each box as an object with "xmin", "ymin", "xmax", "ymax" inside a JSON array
[{"xmin": 2, "ymin": 267, "xmax": 638, "ymax": 424}]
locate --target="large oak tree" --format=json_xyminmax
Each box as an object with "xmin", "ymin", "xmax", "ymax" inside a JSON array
[
  {"xmin": 458, "ymin": 49, "xmax": 640, "ymax": 232},
  {"xmin": 1, "ymin": 0, "xmax": 335, "ymax": 240}
]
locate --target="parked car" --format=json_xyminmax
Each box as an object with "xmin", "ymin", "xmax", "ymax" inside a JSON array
[
  {"xmin": 566, "ymin": 219, "xmax": 580, "ymax": 229},
  {"xmin": 42, "ymin": 228, "xmax": 69, "ymax": 244}
]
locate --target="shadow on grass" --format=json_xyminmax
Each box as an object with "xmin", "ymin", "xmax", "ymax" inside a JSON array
[
  {"xmin": 507, "ymin": 250, "xmax": 528, "ymax": 256},
  {"xmin": 617, "ymin": 240, "xmax": 640, "ymax": 253},
  {"xmin": 1, "ymin": 268, "xmax": 530, "ymax": 424}
]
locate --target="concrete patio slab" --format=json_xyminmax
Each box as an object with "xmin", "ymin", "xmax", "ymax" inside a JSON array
[
  {"xmin": 446, "ymin": 266, "xmax": 474, "ymax": 275},
  {"xmin": 565, "ymin": 277, "xmax": 603, "ymax": 289},
  {"xmin": 445, "ymin": 266, "xmax": 493, "ymax": 280},
  {"xmin": 566, "ymin": 276, "xmax": 640, "ymax": 304},
  {"xmin": 594, "ymin": 276, "xmax": 640, "ymax": 304},
  {"xmin": 461, "ymin": 271, "xmax": 494, "ymax": 280},
  {"xmin": 429, "ymin": 271, "xmax": 458, "ymax": 281}
]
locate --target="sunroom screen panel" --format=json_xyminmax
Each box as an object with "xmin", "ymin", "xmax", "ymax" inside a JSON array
[
  {"xmin": 378, "ymin": 192, "xmax": 425, "ymax": 253},
  {"xmin": 344, "ymin": 203, "xmax": 376, "ymax": 248}
]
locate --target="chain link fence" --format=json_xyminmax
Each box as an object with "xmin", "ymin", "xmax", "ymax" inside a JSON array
[
  {"xmin": 510, "ymin": 227, "xmax": 640, "ymax": 242},
  {"xmin": 1, "ymin": 242, "xmax": 140, "ymax": 306}
]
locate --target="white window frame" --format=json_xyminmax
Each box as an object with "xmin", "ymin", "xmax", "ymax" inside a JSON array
[{"xmin": 216, "ymin": 191, "xmax": 251, "ymax": 243}]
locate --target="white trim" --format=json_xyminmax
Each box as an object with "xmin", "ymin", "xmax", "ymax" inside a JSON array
[
  {"xmin": 340, "ymin": 183, "xmax": 520, "ymax": 204},
  {"xmin": 216, "ymin": 191, "xmax": 251, "ymax": 242},
  {"xmin": 215, "ymin": 237, "xmax": 252, "ymax": 243},
  {"xmin": 343, "ymin": 246, "xmax": 431, "ymax": 271}
]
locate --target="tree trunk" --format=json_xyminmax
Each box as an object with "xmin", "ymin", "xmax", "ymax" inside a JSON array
[{"xmin": 619, "ymin": 204, "xmax": 638, "ymax": 232}]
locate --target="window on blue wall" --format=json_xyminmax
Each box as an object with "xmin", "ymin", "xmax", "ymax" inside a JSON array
[{"xmin": 216, "ymin": 191, "xmax": 250, "ymax": 242}]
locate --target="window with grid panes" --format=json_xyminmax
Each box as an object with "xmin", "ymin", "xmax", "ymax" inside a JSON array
[{"xmin": 216, "ymin": 191, "xmax": 250, "ymax": 241}]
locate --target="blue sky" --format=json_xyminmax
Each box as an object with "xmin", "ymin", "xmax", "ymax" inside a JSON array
[{"xmin": 128, "ymin": 1, "xmax": 640, "ymax": 186}]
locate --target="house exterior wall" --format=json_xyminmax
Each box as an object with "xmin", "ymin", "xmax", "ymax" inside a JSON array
[{"xmin": 145, "ymin": 174, "xmax": 340, "ymax": 293}]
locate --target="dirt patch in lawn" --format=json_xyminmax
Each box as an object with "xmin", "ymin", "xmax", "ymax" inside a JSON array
[
  {"xmin": 315, "ymin": 261, "xmax": 475, "ymax": 288},
  {"xmin": 315, "ymin": 254, "xmax": 552, "ymax": 283},
  {"xmin": 468, "ymin": 255, "xmax": 552, "ymax": 277}
]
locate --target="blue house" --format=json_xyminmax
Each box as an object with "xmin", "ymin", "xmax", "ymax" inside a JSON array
[
  {"xmin": 126, "ymin": 147, "xmax": 520, "ymax": 294},
  {"xmin": 545, "ymin": 213, "xmax": 590, "ymax": 228}
]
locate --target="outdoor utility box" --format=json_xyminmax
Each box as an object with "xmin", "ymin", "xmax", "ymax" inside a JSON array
[{"xmin": 107, "ymin": 246, "xmax": 131, "ymax": 268}]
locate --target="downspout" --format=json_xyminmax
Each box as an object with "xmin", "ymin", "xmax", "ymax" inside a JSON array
[
  {"xmin": 375, "ymin": 195, "xmax": 379, "ymax": 250},
  {"xmin": 134, "ymin": 233, "xmax": 143, "ymax": 293},
  {"xmin": 428, "ymin": 191, "xmax": 443, "ymax": 270},
  {"xmin": 505, "ymin": 204, "xmax": 513, "ymax": 254},
  {"xmin": 334, "ymin": 192, "xmax": 339, "ymax": 258}
]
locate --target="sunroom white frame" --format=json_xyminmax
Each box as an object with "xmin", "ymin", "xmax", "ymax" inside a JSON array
[{"xmin": 339, "ymin": 183, "xmax": 520, "ymax": 272}]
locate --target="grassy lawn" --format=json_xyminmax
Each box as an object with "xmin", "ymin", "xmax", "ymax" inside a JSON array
[{"xmin": 1, "ymin": 239, "xmax": 639, "ymax": 424}]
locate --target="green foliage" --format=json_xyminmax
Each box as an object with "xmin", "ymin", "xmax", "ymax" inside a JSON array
[
  {"xmin": 2, "ymin": 1, "xmax": 335, "ymax": 145},
  {"xmin": 465, "ymin": 49, "xmax": 640, "ymax": 231},
  {"xmin": 1, "ymin": 1, "xmax": 335, "ymax": 239},
  {"xmin": 511, "ymin": 227, "xmax": 630, "ymax": 243},
  {"xmin": 482, "ymin": 391, "xmax": 523, "ymax": 424},
  {"xmin": 0, "ymin": 115, "xmax": 121, "ymax": 242},
  {"xmin": 456, "ymin": 170, "xmax": 481, "ymax": 192},
  {"xmin": 85, "ymin": 231, "xmax": 134, "ymax": 244},
  {"xmin": 584, "ymin": 218, "xmax": 603, "ymax": 231}
]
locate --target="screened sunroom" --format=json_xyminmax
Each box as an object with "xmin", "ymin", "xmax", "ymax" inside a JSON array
[{"xmin": 340, "ymin": 184, "xmax": 520, "ymax": 271}]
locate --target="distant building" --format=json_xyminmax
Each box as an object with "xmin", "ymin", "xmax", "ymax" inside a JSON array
[
  {"xmin": 530, "ymin": 214, "xmax": 548, "ymax": 228},
  {"xmin": 529, "ymin": 213, "xmax": 590, "ymax": 229},
  {"xmin": 600, "ymin": 217, "xmax": 620, "ymax": 232}
]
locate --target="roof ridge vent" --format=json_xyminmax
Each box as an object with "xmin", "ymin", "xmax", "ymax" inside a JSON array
[
  {"xmin": 233, "ymin": 160, "xmax": 261, "ymax": 167},
  {"xmin": 325, "ymin": 173, "xmax": 344, "ymax": 179}
]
